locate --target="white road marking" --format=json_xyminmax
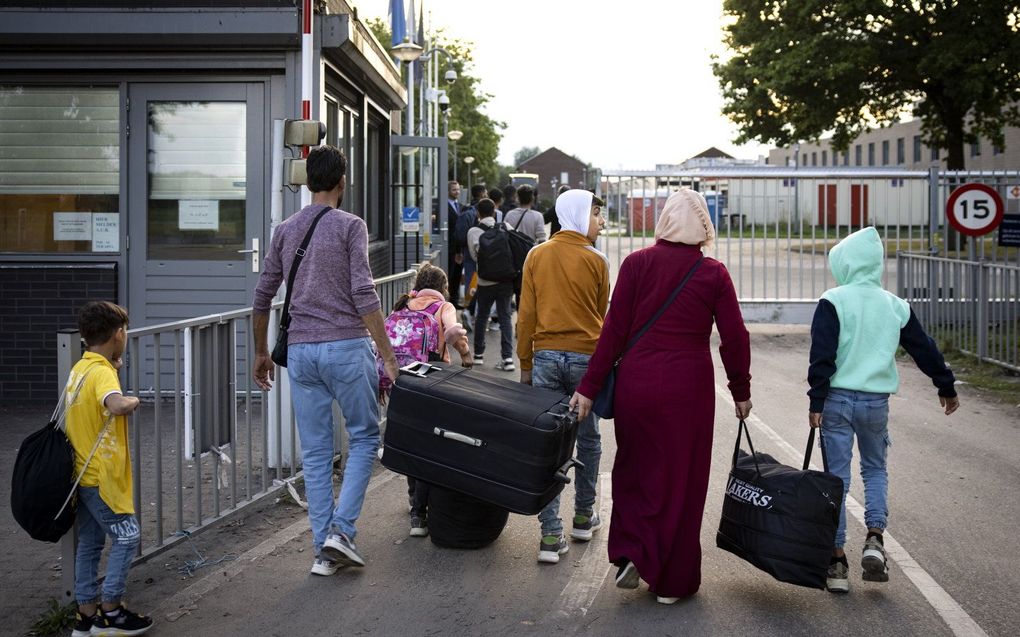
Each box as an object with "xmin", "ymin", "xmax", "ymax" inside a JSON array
[
  {"xmin": 716, "ymin": 384, "xmax": 988, "ymax": 637},
  {"xmin": 156, "ymin": 470, "xmax": 400, "ymax": 622},
  {"xmin": 553, "ymin": 472, "xmax": 614, "ymax": 618}
]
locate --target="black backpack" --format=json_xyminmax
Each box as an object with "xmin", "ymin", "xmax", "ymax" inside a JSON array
[
  {"xmin": 11, "ymin": 367, "xmax": 110, "ymax": 543},
  {"xmin": 504, "ymin": 211, "xmax": 535, "ymax": 274},
  {"xmin": 476, "ymin": 222, "xmax": 517, "ymax": 283}
]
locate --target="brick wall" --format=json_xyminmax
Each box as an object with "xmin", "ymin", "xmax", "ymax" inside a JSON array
[{"xmin": 0, "ymin": 263, "xmax": 117, "ymax": 403}]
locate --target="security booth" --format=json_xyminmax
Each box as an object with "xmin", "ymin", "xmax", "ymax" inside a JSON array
[{"xmin": 0, "ymin": 1, "xmax": 407, "ymax": 401}]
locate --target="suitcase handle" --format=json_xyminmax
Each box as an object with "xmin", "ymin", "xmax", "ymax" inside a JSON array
[
  {"xmin": 553, "ymin": 457, "xmax": 584, "ymax": 484},
  {"xmin": 402, "ymin": 361, "xmax": 440, "ymax": 378},
  {"xmin": 433, "ymin": 427, "xmax": 484, "ymax": 447}
]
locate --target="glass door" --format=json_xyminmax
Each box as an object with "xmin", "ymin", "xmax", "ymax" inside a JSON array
[{"xmin": 128, "ymin": 83, "xmax": 264, "ymax": 326}]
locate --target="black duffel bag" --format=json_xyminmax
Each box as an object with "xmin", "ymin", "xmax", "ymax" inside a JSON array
[{"xmin": 716, "ymin": 419, "xmax": 843, "ymax": 590}]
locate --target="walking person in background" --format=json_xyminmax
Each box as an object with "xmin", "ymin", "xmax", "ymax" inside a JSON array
[
  {"xmin": 807, "ymin": 226, "xmax": 960, "ymax": 594},
  {"xmin": 66, "ymin": 301, "xmax": 153, "ymax": 637},
  {"xmin": 454, "ymin": 184, "xmax": 489, "ymax": 317},
  {"xmin": 500, "ymin": 184, "xmax": 517, "ymax": 215},
  {"xmin": 446, "ymin": 180, "xmax": 465, "ymax": 308},
  {"xmin": 543, "ymin": 184, "xmax": 572, "ymax": 237},
  {"xmin": 253, "ymin": 145, "xmax": 399, "ymax": 577},
  {"xmin": 518, "ymin": 190, "xmax": 609, "ymax": 564},
  {"xmin": 571, "ymin": 188, "xmax": 752, "ymax": 604},
  {"xmin": 504, "ymin": 184, "xmax": 548, "ymax": 308},
  {"xmin": 467, "ymin": 198, "xmax": 516, "ymax": 371},
  {"xmin": 383, "ymin": 263, "xmax": 472, "ymax": 539},
  {"xmin": 487, "ymin": 188, "xmax": 505, "ymax": 223}
]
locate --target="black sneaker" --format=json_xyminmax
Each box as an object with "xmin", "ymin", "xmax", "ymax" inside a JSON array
[
  {"xmin": 537, "ymin": 534, "xmax": 569, "ymax": 564},
  {"xmin": 615, "ymin": 560, "xmax": 640, "ymax": 589},
  {"xmin": 409, "ymin": 515, "xmax": 428, "ymax": 537},
  {"xmin": 826, "ymin": 557, "xmax": 850, "ymax": 594},
  {"xmin": 862, "ymin": 533, "xmax": 889, "ymax": 582},
  {"xmin": 71, "ymin": 611, "xmax": 94, "ymax": 637},
  {"xmin": 91, "ymin": 605, "xmax": 154, "ymax": 636}
]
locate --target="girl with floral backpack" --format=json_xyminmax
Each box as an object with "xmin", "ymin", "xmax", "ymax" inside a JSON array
[{"xmin": 377, "ymin": 263, "xmax": 472, "ymax": 536}]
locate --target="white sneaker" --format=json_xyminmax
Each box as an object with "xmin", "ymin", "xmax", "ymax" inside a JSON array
[
  {"xmin": 310, "ymin": 556, "xmax": 341, "ymax": 576},
  {"xmin": 496, "ymin": 358, "xmax": 515, "ymax": 372},
  {"xmin": 473, "ymin": 354, "xmax": 484, "ymax": 365},
  {"xmin": 322, "ymin": 531, "xmax": 365, "ymax": 567},
  {"xmin": 656, "ymin": 596, "xmax": 680, "ymax": 605}
]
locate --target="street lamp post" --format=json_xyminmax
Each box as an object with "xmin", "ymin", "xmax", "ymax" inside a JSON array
[
  {"xmin": 448, "ymin": 129, "xmax": 463, "ymax": 182},
  {"xmin": 463, "ymin": 155, "xmax": 475, "ymax": 193}
]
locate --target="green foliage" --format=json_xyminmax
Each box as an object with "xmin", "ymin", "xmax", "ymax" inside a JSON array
[
  {"xmin": 27, "ymin": 598, "xmax": 76, "ymax": 636},
  {"xmin": 513, "ymin": 146, "xmax": 542, "ymax": 167},
  {"xmin": 713, "ymin": 1, "xmax": 1020, "ymax": 169},
  {"xmin": 366, "ymin": 18, "xmax": 505, "ymax": 186}
]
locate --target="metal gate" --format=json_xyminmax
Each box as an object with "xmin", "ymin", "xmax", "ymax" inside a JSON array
[
  {"xmin": 390, "ymin": 134, "xmax": 448, "ymax": 271},
  {"xmin": 598, "ymin": 168, "xmax": 1020, "ymax": 322}
]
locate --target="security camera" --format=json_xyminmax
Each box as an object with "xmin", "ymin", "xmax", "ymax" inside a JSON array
[
  {"xmin": 444, "ymin": 68, "xmax": 457, "ymax": 85},
  {"xmin": 438, "ymin": 93, "xmax": 450, "ymax": 112}
]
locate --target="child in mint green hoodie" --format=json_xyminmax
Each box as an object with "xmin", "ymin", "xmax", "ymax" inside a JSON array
[{"xmin": 807, "ymin": 226, "xmax": 959, "ymax": 594}]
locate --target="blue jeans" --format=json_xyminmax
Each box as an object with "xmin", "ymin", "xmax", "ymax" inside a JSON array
[
  {"xmin": 74, "ymin": 487, "xmax": 140, "ymax": 605},
  {"xmin": 533, "ymin": 350, "xmax": 601, "ymax": 537},
  {"xmin": 821, "ymin": 388, "xmax": 891, "ymax": 549},
  {"xmin": 288, "ymin": 338, "xmax": 380, "ymax": 552}
]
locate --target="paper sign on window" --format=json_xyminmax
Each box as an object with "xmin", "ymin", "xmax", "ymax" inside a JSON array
[
  {"xmin": 92, "ymin": 213, "xmax": 119, "ymax": 252},
  {"xmin": 179, "ymin": 200, "xmax": 220, "ymax": 231},
  {"xmin": 53, "ymin": 212, "xmax": 92, "ymax": 241}
]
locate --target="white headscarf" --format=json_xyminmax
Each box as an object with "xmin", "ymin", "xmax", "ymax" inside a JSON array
[
  {"xmin": 555, "ymin": 189, "xmax": 595, "ymax": 235},
  {"xmin": 654, "ymin": 188, "xmax": 715, "ymax": 249}
]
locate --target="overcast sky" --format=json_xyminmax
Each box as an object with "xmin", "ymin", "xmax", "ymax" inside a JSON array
[{"xmin": 358, "ymin": 0, "xmax": 774, "ymax": 169}]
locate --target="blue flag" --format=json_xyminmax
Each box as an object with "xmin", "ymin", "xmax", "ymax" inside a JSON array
[
  {"xmin": 389, "ymin": 0, "xmax": 406, "ymax": 48},
  {"xmin": 412, "ymin": 0, "xmax": 425, "ymax": 86}
]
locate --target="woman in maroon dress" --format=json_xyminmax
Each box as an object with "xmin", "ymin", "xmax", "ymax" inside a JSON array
[{"xmin": 572, "ymin": 188, "xmax": 752, "ymax": 604}]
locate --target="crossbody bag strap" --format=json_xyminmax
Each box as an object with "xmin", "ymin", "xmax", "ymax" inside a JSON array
[
  {"xmin": 56, "ymin": 410, "xmax": 116, "ymax": 521},
  {"xmin": 279, "ymin": 205, "xmax": 333, "ymax": 330},
  {"xmin": 613, "ymin": 255, "xmax": 704, "ymax": 367},
  {"xmin": 53, "ymin": 364, "xmax": 100, "ymax": 431},
  {"xmin": 509, "ymin": 209, "xmax": 527, "ymax": 232}
]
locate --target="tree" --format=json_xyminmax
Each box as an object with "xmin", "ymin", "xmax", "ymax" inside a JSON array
[
  {"xmin": 713, "ymin": 1, "xmax": 1020, "ymax": 170},
  {"xmin": 513, "ymin": 146, "xmax": 541, "ymax": 168},
  {"xmin": 366, "ymin": 19, "xmax": 505, "ymax": 186}
]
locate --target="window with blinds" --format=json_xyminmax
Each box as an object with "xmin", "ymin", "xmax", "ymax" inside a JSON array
[{"xmin": 0, "ymin": 86, "xmax": 120, "ymax": 253}]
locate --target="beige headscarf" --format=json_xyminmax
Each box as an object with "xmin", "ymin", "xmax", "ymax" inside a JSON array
[{"xmin": 654, "ymin": 188, "xmax": 715, "ymax": 249}]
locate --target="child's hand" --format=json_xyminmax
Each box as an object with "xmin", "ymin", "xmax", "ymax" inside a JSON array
[
  {"xmin": 940, "ymin": 395, "xmax": 960, "ymax": 416},
  {"xmin": 809, "ymin": 412, "xmax": 823, "ymax": 428}
]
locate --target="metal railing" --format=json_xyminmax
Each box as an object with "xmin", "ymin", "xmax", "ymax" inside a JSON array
[
  {"xmin": 57, "ymin": 268, "xmax": 418, "ymax": 600},
  {"xmin": 898, "ymin": 252, "xmax": 1020, "ymax": 372},
  {"xmin": 596, "ymin": 168, "xmax": 1020, "ymax": 322}
]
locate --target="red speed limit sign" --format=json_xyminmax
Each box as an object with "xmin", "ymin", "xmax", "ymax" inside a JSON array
[{"xmin": 946, "ymin": 183, "xmax": 1004, "ymax": 236}]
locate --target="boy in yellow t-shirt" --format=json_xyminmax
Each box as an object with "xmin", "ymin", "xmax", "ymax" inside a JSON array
[{"xmin": 65, "ymin": 301, "xmax": 153, "ymax": 636}]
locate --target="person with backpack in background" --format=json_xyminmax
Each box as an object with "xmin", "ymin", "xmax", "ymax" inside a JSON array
[
  {"xmin": 455, "ymin": 184, "xmax": 489, "ymax": 314},
  {"xmin": 65, "ymin": 301, "xmax": 153, "ymax": 636},
  {"xmin": 487, "ymin": 188, "xmax": 505, "ymax": 224},
  {"xmin": 379, "ymin": 263, "xmax": 472, "ymax": 537},
  {"xmin": 807, "ymin": 226, "xmax": 960, "ymax": 594},
  {"xmin": 504, "ymin": 185, "xmax": 547, "ymax": 309},
  {"xmin": 468, "ymin": 198, "xmax": 516, "ymax": 371},
  {"xmin": 518, "ymin": 190, "xmax": 609, "ymax": 564}
]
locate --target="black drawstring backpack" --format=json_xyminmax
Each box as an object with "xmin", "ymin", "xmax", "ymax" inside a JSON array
[
  {"xmin": 716, "ymin": 419, "xmax": 844, "ymax": 590},
  {"xmin": 11, "ymin": 367, "xmax": 112, "ymax": 543}
]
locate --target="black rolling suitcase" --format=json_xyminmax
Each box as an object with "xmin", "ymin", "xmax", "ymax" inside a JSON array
[{"xmin": 381, "ymin": 362, "xmax": 580, "ymax": 515}]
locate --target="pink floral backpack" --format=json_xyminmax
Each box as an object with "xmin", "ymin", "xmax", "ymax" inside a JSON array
[{"xmin": 377, "ymin": 300, "xmax": 443, "ymax": 393}]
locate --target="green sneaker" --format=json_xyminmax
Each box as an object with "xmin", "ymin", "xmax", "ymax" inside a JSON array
[
  {"xmin": 570, "ymin": 512, "xmax": 603, "ymax": 541},
  {"xmin": 537, "ymin": 534, "xmax": 569, "ymax": 564}
]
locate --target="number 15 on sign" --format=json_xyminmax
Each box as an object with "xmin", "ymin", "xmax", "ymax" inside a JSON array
[{"xmin": 946, "ymin": 183, "xmax": 1004, "ymax": 237}]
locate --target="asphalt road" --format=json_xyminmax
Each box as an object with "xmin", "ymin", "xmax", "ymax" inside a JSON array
[{"xmin": 150, "ymin": 327, "xmax": 1018, "ymax": 637}]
